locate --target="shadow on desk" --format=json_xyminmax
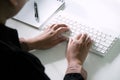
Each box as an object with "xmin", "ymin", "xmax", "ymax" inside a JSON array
[
  {"xmin": 30, "ymin": 40, "xmax": 120, "ymax": 80},
  {"xmin": 84, "ymin": 39, "xmax": 120, "ymax": 80},
  {"xmin": 30, "ymin": 42, "xmax": 67, "ymax": 64}
]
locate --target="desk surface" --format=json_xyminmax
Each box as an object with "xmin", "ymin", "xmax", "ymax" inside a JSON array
[{"xmin": 6, "ymin": 0, "xmax": 120, "ymax": 80}]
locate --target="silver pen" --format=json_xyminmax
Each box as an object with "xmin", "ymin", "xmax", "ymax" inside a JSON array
[{"xmin": 34, "ymin": 1, "xmax": 39, "ymax": 22}]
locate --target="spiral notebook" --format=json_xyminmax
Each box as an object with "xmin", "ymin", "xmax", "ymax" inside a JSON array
[{"xmin": 13, "ymin": 0, "xmax": 65, "ymax": 28}]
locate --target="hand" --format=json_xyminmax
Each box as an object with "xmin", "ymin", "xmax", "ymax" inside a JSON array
[
  {"xmin": 25, "ymin": 24, "xmax": 69, "ymax": 50},
  {"xmin": 66, "ymin": 33, "xmax": 92, "ymax": 65}
]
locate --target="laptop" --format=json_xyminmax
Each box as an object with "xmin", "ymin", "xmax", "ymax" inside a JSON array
[{"xmin": 13, "ymin": 0, "xmax": 65, "ymax": 29}]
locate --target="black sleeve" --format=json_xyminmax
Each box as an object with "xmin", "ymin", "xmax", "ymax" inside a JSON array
[
  {"xmin": 0, "ymin": 25, "xmax": 50, "ymax": 80},
  {"xmin": 64, "ymin": 73, "xmax": 84, "ymax": 80},
  {"xmin": 14, "ymin": 50, "xmax": 51, "ymax": 80},
  {"xmin": 0, "ymin": 42, "xmax": 50, "ymax": 80}
]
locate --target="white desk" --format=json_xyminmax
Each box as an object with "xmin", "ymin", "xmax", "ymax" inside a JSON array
[{"xmin": 6, "ymin": 0, "xmax": 120, "ymax": 80}]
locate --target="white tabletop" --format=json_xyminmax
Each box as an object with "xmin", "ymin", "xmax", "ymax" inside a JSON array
[{"xmin": 6, "ymin": 0, "xmax": 120, "ymax": 80}]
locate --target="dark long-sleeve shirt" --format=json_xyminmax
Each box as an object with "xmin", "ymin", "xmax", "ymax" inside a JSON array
[{"xmin": 0, "ymin": 24, "xmax": 84, "ymax": 80}]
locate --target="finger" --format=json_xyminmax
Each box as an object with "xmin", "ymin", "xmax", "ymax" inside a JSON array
[
  {"xmin": 55, "ymin": 27, "xmax": 69, "ymax": 35},
  {"xmin": 48, "ymin": 24, "xmax": 55, "ymax": 29},
  {"xmin": 75, "ymin": 34, "xmax": 82, "ymax": 40},
  {"xmin": 83, "ymin": 33, "xmax": 88, "ymax": 42},
  {"xmin": 52, "ymin": 24, "xmax": 68, "ymax": 30},
  {"xmin": 55, "ymin": 35, "xmax": 68, "ymax": 41},
  {"xmin": 51, "ymin": 36, "xmax": 68, "ymax": 46},
  {"xmin": 85, "ymin": 35, "xmax": 91, "ymax": 43},
  {"xmin": 79, "ymin": 33, "xmax": 88, "ymax": 43},
  {"xmin": 45, "ymin": 24, "xmax": 55, "ymax": 30},
  {"xmin": 68, "ymin": 38, "xmax": 73, "ymax": 46},
  {"xmin": 87, "ymin": 38, "xmax": 93, "ymax": 48}
]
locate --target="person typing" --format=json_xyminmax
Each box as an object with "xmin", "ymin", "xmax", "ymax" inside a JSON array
[{"xmin": 0, "ymin": 0, "xmax": 92, "ymax": 80}]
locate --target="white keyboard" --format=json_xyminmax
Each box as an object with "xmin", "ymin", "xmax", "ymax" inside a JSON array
[{"xmin": 41, "ymin": 11, "xmax": 118, "ymax": 56}]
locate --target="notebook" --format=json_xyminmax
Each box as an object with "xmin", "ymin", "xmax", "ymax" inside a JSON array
[{"xmin": 13, "ymin": 0, "xmax": 65, "ymax": 28}]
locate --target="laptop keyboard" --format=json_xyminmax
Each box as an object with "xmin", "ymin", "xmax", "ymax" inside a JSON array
[{"xmin": 42, "ymin": 11, "xmax": 118, "ymax": 56}]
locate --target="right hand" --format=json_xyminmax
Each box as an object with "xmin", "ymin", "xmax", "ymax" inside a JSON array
[
  {"xmin": 65, "ymin": 34, "xmax": 92, "ymax": 80},
  {"xmin": 66, "ymin": 33, "xmax": 92, "ymax": 65}
]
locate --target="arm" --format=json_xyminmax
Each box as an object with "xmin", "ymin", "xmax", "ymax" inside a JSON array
[{"xmin": 64, "ymin": 34, "xmax": 92, "ymax": 80}]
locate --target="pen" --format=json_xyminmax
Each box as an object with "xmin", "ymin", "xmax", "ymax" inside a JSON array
[{"xmin": 34, "ymin": 1, "xmax": 39, "ymax": 22}]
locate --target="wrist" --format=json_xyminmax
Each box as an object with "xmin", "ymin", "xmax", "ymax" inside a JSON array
[
  {"xmin": 66, "ymin": 61, "xmax": 83, "ymax": 74},
  {"xmin": 66, "ymin": 61, "xmax": 87, "ymax": 80},
  {"xmin": 20, "ymin": 38, "xmax": 37, "ymax": 51}
]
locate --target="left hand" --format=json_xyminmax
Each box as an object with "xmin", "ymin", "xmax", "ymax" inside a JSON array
[{"xmin": 25, "ymin": 24, "xmax": 69, "ymax": 50}]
